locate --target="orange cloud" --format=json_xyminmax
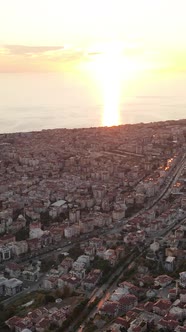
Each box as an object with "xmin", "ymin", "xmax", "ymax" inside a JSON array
[{"xmin": 0, "ymin": 45, "xmax": 84, "ymax": 72}]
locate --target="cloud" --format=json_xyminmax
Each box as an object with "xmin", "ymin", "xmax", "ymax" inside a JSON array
[
  {"xmin": 4, "ymin": 45, "xmax": 64, "ymax": 55},
  {"xmin": 0, "ymin": 43, "xmax": 185, "ymax": 73},
  {"xmin": 0, "ymin": 47, "xmax": 10, "ymax": 55},
  {"xmin": 0, "ymin": 44, "xmax": 86, "ymax": 72},
  {"xmin": 2, "ymin": 44, "xmax": 85, "ymax": 61}
]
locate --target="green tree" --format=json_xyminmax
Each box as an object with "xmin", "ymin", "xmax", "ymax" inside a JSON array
[
  {"xmin": 40, "ymin": 258, "xmax": 56, "ymax": 273},
  {"xmin": 92, "ymin": 256, "xmax": 111, "ymax": 273},
  {"xmin": 58, "ymin": 253, "xmax": 64, "ymax": 263},
  {"xmin": 62, "ymin": 285, "xmax": 71, "ymax": 298},
  {"xmin": 68, "ymin": 245, "xmax": 84, "ymax": 260},
  {"xmin": 15, "ymin": 227, "xmax": 29, "ymax": 241},
  {"xmin": 44, "ymin": 294, "xmax": 55, "ymax": 304},
  {"xmin": 40, "ymin": 211, "xmax": 51, "ymax": 227}
]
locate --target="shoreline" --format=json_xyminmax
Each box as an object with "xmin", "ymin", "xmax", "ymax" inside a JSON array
[{"xmin": 1, "ymin": 118, "xmax": 186, "ymax": 136}]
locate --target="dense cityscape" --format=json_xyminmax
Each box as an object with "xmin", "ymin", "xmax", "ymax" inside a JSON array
[{"xmin": 0, "ymin": 119, "xmax": 186, "ymax": 332}]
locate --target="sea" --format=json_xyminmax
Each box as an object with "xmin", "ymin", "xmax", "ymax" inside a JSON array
[{"xmin": 0, "ymin": 70, "xmax": 185, "ymax": 134}]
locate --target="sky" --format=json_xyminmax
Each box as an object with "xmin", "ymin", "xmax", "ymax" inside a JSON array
[{"xmin": 0, "ymin": 0, "xmax": 186, "ymax": 72}]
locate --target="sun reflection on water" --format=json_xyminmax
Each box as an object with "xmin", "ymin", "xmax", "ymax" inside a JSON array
[
  {"xmin": 101, "ymin": 57, "xmax": 121, "ymax": 126},
  {"xmin": 87, "ymin": 46, "xmax": 123, "ymax": 126},
  {"xmin": 80, "ymin": 42, "xmax": 145, "ymax": 127}
]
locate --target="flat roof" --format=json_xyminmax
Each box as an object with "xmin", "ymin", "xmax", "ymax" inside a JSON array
[
  {"xmin": 5, "ymin": 278, "xmax": 23, "ymax": 287},
  {"xmin": 0, "ymin": 277, "xmax": 7, "ymax": 285},
  {"xmin": 51, "ymin": 200, "xmax": 66, "ymax": 207},
  {"xmin": 166, "ymin": 256, "xmax": 175, "ymax": 263}
]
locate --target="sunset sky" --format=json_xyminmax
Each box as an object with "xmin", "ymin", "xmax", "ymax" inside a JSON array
[{"xmin": 0, "ymin": 0, "xmax": 186, "ymax": 72}]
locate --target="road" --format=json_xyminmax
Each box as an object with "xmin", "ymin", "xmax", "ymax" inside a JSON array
[
  {"xmin": 70, "ymin": 251, "xmax": 137, "ymax": 332},
  {"xmin": 74, "ymin": 154, "xmax": 186, "ymax": 331},
  {"xmin": 77, "ymin": 217, "xmax": 186, "ymax": 332},
  {"xmin": 1, "ymin": 154, "xmax": 185, "ymax": 319},
  {"xmin": 146, "ymin": 153, "xmax": 185, "ymax": 210}
]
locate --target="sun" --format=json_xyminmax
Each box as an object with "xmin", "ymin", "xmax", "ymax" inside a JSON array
[{"xmin": 82, "ymin": 42, "xmax": 142, "ymax": 127}]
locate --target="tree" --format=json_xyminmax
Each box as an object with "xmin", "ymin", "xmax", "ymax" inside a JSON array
[
  {"xmin": 35, "ymin": 293, "xmax": 45, "ymax": 306},
  {"xmin": 40, "ymin": 211, "xmax": 51, "ymax": 227},
  {"xmin": 54, "ymin": 289, "xmax": 63, "ymax": 298},
  {"xmin": 44, "ymin": 294, "xmax": 55, "ymax": 304},
  {"xmin": 92, "ymin": 256, "xmax": 111, "ymax": 273},
  {"xmin": 40, "ymin": 258, "xmax": 57, "ymax": 273},
  {"xmin": 50, "ymin": 321, "xmax": 58, "ymax": 330},
  {"xmin": 68, "ymin": 245, "xmax": 84, "ymax": 260},
  {"xmin": 15, "ymin": 227, "xmax": 29, "ymax": 241},
  {"xmin": 58, "ymin": 253, "xmax": 64, "ymax": 263},
  {"xmin": 62, "ymin": 285, "xmax": 71, "ymax": 298}
]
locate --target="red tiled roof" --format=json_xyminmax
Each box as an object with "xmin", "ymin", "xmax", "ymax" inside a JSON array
[
  {"xmin": 14, "ymin": 321, "xmax": 27, "ymax": 329},
  {"xmin": 126, "ymin": 310, "xmax": 139, "ymax": 321},
  {"xmin": 36, "ymin": 317, "xmax": 50, "ymax": 328},
  {"xmin": 27, "ymin": 309, "xmax": 43, "ymax": 321},
  {"xmin": 101, "ymin": 301, "xmax": 119, "ymax": 314},
  {"xmin": 177, "ymin": 327, "xmax": 186, "ymax": 332},
  {"xmin": 27, "ymin": 238, "xmax": 40, "ymax": 244},
  {"xmin": 5, "ymin": 316, "xmax": 21, "ymax": 328},
  {"xmin": 133, "ymin": 327, "xmax": 142, "ymax": 332},
  {"xmin": 119, "ymin": 294, "xmax": 137, "ymax": 305},
  {"xmin": 158, "ymin": 318, "xmax": 179, "ymax": 330},
  {"xmin": 153, "ymin": 299, "xmax": 172, "ymax": 310},
  {"xmin": 144, "ymin": 301, "xmax": 153, "ymax": 312},
  {"xmin": 155, "ymin": 274, "xmax": 173, "ymax": 283},
  {"xmin": 6, "ymin": 262, "xmax": 21, "ymax": 270},
  {"xmin": 115, "ymin": 317, "xmax": 129, "ymax": 329}
]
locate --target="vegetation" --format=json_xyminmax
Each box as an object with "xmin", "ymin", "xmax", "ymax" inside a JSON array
[
  {"xmin": 84, "ymin": 321, "xmax": 97, "ymax": 332},
  {"xmin": 0, "ymin": 289, "xmax": 76, "ymax": 329},
  {"xmin": 0, "ymin": 305, "xmax": 17, "ymax": 329},
  {"xmin": 15, "ymin": 227, "xmax": 29, "ymax": 241},
  {"xmin": 13, "ymin": 208, "xmax": 23, "ymax": 221},
  {"xmin": 40, "ymin": 212, "xmax": 51, "ymax": 227},
  {"xmin": 68, "ymin": 245, "xmax": 84, "ymax": 260},
  {"xmin": 91, "ymin": 256, "xmax": 113, "ymax": 285},
  {"xmin": 40, "ymin": 257, "xmax": 58, "ymax": 273},
  {"xmin": 92, "ymin": 256, "xmax": 111, "ymax": 273},
  {"xmin": 58, "ymin": 253, "xmax": 65, "ymax": 263}
]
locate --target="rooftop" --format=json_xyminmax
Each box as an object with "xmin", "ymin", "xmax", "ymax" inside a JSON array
[{"xmin": 51, "ymin": 200, "xmax": 66, "ymax": 207}]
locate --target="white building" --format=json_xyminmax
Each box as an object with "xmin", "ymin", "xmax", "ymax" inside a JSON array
[
  {"xmin": 12, "ymin": 241, "xmax": 28, "ymax": 256},
  {"xmin": 5, "ymin": 278, "xmax": 23, "ymax": 296},
  {"xmin": 150, "ymin": 241, "xmax": 160, "ymax": 253},
  {"xmin": 64, "ymin": 226, "xmax": 75, "ymax": 238},
  {"xmin": 70, "ymin": 268, "xmax": 86, "ymax": 279},
  {"xmin": 29, "ymin": 227, "xmax": 44, "ymax": 239},
  {"xmin": 0, "ymin": 246, "xmax": 11, "ymax": 261},
  {"xmin": 179, "ymin": 271, "xmax": 186, "ymax": 288},
  {"xmin": 49, "ymin": 200, "xmax": 67, "ymax": 218},
  {"xmin": 22, "ymin": 266, "xmax": 40, "ymax": 282},
  {"xmin": 76, "ymin": 255, "xmax": 90, "ymax": 267}
]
